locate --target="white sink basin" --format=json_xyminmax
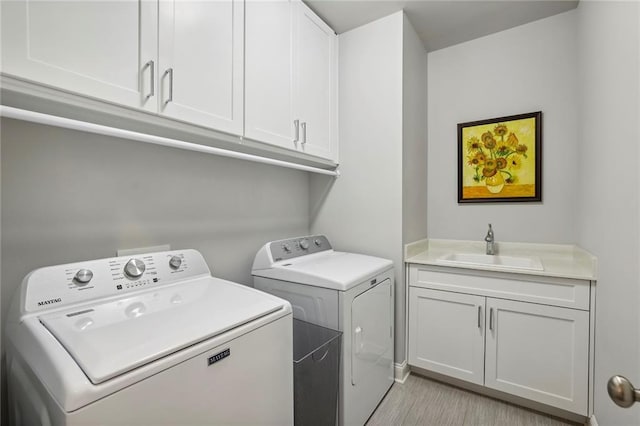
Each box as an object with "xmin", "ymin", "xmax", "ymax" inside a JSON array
[{"xmin": 436, "ymin": 253, "xmax": 544, "ymax": 271}]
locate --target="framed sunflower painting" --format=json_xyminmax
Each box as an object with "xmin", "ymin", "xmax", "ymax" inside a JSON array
[{"xmin": 458, "ymin": 111, "xmax": 542, "ymax": 203}]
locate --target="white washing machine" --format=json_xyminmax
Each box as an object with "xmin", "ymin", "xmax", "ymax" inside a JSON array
[
  {"xmin": 6, "ymin": 249, "xmax": 293, "ymax": 426},
  {"xmin": 252, "ymin": 235, "xmax": 394, "ymax": 426}
]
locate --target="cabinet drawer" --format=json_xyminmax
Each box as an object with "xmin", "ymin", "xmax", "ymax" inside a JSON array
[{"xmin": 409, "ymin": 265, "xmax": 590, "ymax": 310}]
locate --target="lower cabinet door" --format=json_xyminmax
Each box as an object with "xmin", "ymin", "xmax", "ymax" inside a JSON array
[
  {"xmin": 409, "ymin": 287, "xmax": 485, "ymax": 385},
  {"xmin": 484, "ymin": 298, "xmax": 589, "ymax": 414}
]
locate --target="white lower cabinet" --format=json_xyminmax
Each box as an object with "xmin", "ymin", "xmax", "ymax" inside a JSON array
[
  {"xmin": 408, "ymin": 266, "xmax": 592, "ymax": 416},
  {"xmin": 409, "ymin": 288, "xmax": 485, "ymax": 385},
  {"xmin": 484, "ymin": 298, "xmax": 589, "ymax": 414}
]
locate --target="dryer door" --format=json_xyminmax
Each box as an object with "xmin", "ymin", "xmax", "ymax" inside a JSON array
[{"xmin": 351, "ymin": 278, "xmax": 393, "ymax": 387}]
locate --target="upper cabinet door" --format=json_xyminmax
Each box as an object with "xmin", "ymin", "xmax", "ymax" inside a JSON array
[
  {"xmin": 158, "ymin": 0, "xmax": 244, "ymax": 135},
  {"xmin": 1, "ymin": 0, "xmax": 158, "ymax": 111},
  {"xmin": 244, "ymin": 0, "xmax": 295, "ymax": 148},
  {"xmin": 295, "ymin": 1, "xmax": 337, "ymax": 161}
]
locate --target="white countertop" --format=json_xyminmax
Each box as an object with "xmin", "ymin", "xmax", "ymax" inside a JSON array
[{"xmin": 405, "ymin": 239, "xmax": 597, "ymax": 281}]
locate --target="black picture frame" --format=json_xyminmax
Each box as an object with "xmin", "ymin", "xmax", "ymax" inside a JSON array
[{"xmin": 457, "ymin": 111, "xmax": 542, "ymax": 203}]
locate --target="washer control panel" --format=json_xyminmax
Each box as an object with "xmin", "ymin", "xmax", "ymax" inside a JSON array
[
  {"xmin": 22, "ymin": 249, "xmax": 211, "ymax": 313},
  {"xmin": 269, "ymin": 235, "xmax": 332, "ymax": 262}
]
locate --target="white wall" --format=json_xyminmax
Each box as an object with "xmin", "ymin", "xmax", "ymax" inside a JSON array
[
  {"xmin": 1, "ymin": 118, "xmax": 309, "ymax": 418},
  {"xmin": 427, "ymin": 11, "xmax": 579, "ymax": 243},
  {"xmin": 310, "ymin": 12, "xmax": 405, "ymax": 360},
  {"xmin": 576, "ymin": 2, "xmax": 640, "ymax": 424}
]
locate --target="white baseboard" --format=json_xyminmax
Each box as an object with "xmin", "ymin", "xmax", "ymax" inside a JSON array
[
  {"xmin": 394, "ymin": 361, "xmax": 410, "ymax": 383},
  {"xmin": 588, "ymin": 414, "xmax": 598, "ymax": 426}
]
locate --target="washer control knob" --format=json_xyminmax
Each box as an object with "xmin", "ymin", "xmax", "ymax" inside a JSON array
[
  {"xmin": 282, "ymin": 243, "xmax": 292, "ymax": 253},
  {"xmin": 74, "ymin": 269, "xmax": 94, "ymax": 285},
  {"xmin": 314, "ymin": 239, "xmax": 322, "ymax": 247},
  {"xmin": 299, "ymin": 238, "xmax": 310, "ymax": 250},
  {"xmin": 124, "ymin": 258, "xmax": 146, "ymax": 279},
  {"xmin": 169, "ymin": 255, "xmax": 182, "ymax": 270}
]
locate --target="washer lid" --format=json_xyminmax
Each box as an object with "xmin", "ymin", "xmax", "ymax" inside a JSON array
[
  {"xmin": 39, "ymin": 277, "xmax": 285, "ymax": 384},
  {"xmin": 252, "ymin": 251, "xmax": 393, "ymax": 291}
]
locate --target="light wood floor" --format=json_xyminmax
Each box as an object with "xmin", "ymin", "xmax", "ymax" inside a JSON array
[{"xmin": 366, "ymin": 374, "xmax": 581, "ymax": 426}]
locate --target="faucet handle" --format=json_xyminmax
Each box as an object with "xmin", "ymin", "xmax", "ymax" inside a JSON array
[
  {"xmin": 485, "ymin": 224, "xmax": 495, "ymax": 254},
  {"xmin": 485, "ymin": 223, "xmax": 494, "ymax": 241}
]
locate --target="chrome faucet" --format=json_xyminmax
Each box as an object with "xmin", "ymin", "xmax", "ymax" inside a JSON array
[{"xmin": 485, "ymin": 224, "xmax": 495, "ymax": 255}]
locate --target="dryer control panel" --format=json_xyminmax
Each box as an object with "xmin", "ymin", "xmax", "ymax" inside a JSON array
[
  {"xmin": 21, "ymin": 249, "xmax": 211, "ymax": 314},
  {"xmin": 268, "ymin": 235, "xmax": 332, "ymax": 262}
]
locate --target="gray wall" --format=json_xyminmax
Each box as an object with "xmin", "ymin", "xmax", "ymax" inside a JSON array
[
  {"xmin": 427, "ymin": 11, "xmax": 579, "ymax": 244},
  {"xmin": 310, "ymin": 12, "xmax": 405, "ymax": 362},
  {"xmin": 427, "ymin": 5, "xmax": 640, "ymax": 423},
  {"xmin": 402, "ymin": 13, "xmax": 428, "ymax": 246},
  {"xmin": 1, "ymin": 118, "xmax": 309, "ymax": 312},
  {"xmin": 310, "ymin": 11, "xmax": 428, "ymax": 367},
  {"xmin": 1, "ymin": 117, "xmax": 309, "ymax": 417},
  {"xmin": 577, "ymin": 2, "xmax": 640, "ymax": 424},
  {"xmin": 401, "ymin": 13, "xmax": 428, "ymax": 366}
]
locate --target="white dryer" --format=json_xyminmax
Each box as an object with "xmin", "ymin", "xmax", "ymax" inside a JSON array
[
  {"xmin": 6, "ymin": 249, "xmax": 293, "ymax": 426},
  {"xmin": 252, "ymin": 235, "xmax": 394, "ymax": 426}
]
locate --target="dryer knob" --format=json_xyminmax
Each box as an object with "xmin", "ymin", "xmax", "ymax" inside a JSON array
[
  {"xmin": 169, "ymin": 255, "xmax": 182, "ymax": 270},
  {"xmin": 299, "ymin": 239, "xmax": 310, "ymax": 250},
  {"xmin": 74, "ymin": 269, "xmax": 94, "ymax": 285},
  {"xmin": 124, "ymin": 258, "xmax": 146, "ymax": 279},
  {"xmin": 314, "ymin": 239, "xmax": 322, "ymax": 247},
  {"xmin": 282, "ymin": 243, "xmax": 292, "ymax": 253}
]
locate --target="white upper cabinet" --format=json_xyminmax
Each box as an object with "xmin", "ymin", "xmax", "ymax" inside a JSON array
[
  {"xmin": 245, "ymin": 0, "xmax": 338, "ymax": 162},
  {"xmin": 2, "ymin": 0, "xmax": 243, "ymax": 135},
  {"xmin": 1, "ymin": 0, "xmax": 158, "ymax": 112},
  {"xmin": 244, "ymin": 0, "xmax": 295, "ymax": 147},
  {"xmin": 158, "ymin": 0, "xmax": 244, "ymax": 134},
  {"xmin": 295, "ymin": 1, "xmax": 337, "ymax": 160},
  {"xmin": 2, "ymin": 0, "xmax": 336, "ymax": 161}
]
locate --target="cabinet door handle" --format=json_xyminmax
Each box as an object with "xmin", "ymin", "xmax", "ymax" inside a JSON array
[
  {"xmin": 164, "ymin": 68, "xmax": 174, "ymax": 106},
  {"xmin": 489, "ymin": 307, "xmax": 494, "ymax": 331},
  {"xmin": 144, "ymin": 60, "xmax": 155, "ymax": 99},
  {"xmin": 301, "ymin": 122, "xmax": 307, "ymax": 144},
  {"xmin": 293, "ymin": 119, "xmax": 299, "ymax": 143},
  {"xmin": 477, "ymin": 305, "xmax": 482, "ymax": 329}
]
